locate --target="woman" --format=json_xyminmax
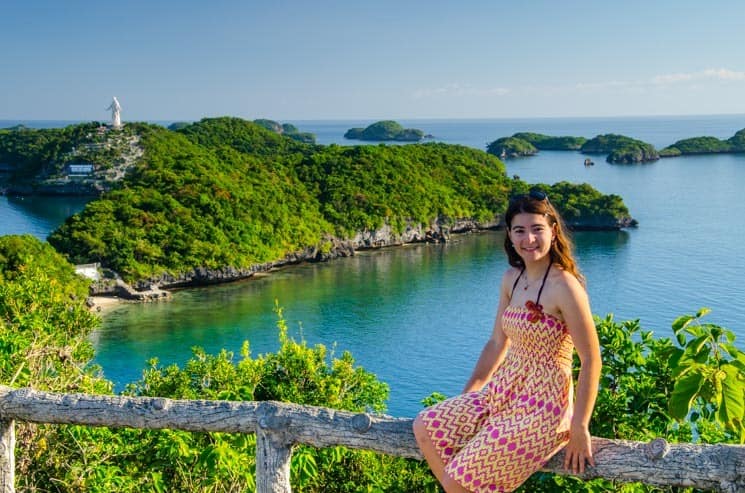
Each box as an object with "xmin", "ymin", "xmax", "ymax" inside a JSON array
[{"xmin": 413, "ymin": 191, "xmax": 602, "ymax": 493}]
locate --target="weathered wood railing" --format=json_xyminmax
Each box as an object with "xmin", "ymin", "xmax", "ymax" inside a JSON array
[{"xmin": 1, "ymin": 386, "xmax": 744, "ymax": 492}]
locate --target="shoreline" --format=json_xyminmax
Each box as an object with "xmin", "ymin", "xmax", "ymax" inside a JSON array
[{"xmin": 88, "ymin": 295, "xmax": 125, "ymax": 313}]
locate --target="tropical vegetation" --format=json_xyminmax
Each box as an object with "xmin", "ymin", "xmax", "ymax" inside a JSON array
[
  {"xmin": 0, "ymin": 122, "xmax": 142, "ymax": 180},
  {"xmin": 43, "ymin": 117, "xmax": 632, "ymax": 284},
  {"xmin": 2, "ymin": 234, "xmax": 744, "ymax": 491}
]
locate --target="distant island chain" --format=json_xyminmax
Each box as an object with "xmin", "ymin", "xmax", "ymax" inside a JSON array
[{"xmin": 486, "ymin": 128, "xmax": 745, "ymax": 163}]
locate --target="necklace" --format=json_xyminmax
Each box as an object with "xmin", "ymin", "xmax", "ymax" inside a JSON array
[
  {"xmin": 521, "ymin": 272, "xmax": 542, "ymax": 290},
  {"xmin": 520, "ymin": 262, "xmax": 553, "ymax": 291}
]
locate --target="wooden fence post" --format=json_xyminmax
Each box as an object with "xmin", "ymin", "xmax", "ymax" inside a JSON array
[
  {"xmin": 0, "ymin": 419, "xmax": 14, "ymax": 493},
  {"xmin": 256, "ymin": 428, "xmax": 292, "ymax": 493},
  {"xmin": 255, "ymin": 404, "xmax": 292, "ymax": 493}
]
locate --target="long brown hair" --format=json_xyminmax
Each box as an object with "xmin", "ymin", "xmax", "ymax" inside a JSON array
[{"xmin": 503, "ymin": 193, "xmax": 585, "ymax": 284}]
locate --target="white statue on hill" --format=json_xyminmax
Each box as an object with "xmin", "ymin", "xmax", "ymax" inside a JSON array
[{"xmin": 107, "ymin": 97, "xmax": 122, "ymax": 129}]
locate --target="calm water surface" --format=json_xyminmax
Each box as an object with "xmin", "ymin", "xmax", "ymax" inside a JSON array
[
  {"xmin": 0, "ymin": 195, "xmax": 90, "ymax": 239},
  {"xmin": 3, "ymin": 116, "xmax": 744, "ymax": 416}
]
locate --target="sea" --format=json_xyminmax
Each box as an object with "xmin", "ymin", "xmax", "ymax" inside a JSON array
[{"xmin": 2, "ymin": 115, "xmax": 744, "ymax": 417}]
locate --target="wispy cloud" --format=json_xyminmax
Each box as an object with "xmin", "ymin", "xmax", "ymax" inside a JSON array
[
  {"xmin": 414, "ymin": 68, "xmax": 745, "ymax": 100},
  {"xmin": 652, "ymin": 68, "xmax": 745, "ymax": 84},
  {"xmin": 569, "ymin": 68, "xmax": 745, "ymax": 94},
  {"xmin": 413, "ymin": 83, "xmax": 509, "ymax": 99}
]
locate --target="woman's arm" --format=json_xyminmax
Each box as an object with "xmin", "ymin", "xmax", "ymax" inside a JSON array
[
  {"xmin": 462, "ymin": 270, "xmax": 514, "ymax": 393},
  {"xmin": 557, "ymin": 274, "xmax": 602, "ymax": 475}
]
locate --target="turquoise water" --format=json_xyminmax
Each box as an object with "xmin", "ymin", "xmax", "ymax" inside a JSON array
[{"xmin": 3, "ymin": 115, "xmax": 744, "ymax": 417}]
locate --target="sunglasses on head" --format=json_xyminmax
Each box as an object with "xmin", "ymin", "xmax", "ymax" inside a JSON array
[{"xmin": 510, "ymin": 190, "xmax": 549, "ymax": 203}]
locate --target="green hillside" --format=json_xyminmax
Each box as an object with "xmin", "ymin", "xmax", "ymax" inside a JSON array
[{"xmin": 47, "ymin": 117, "xmax": 632, "ymax": 283}]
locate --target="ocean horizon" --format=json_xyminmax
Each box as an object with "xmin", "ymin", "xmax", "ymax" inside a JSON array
[{"xmin": 3, "ymin": 113, "xmax": 744, "ymax": 154}]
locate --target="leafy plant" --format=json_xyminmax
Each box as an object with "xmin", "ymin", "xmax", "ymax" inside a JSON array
[{"xmin": 668, "ymin": 308, "xmax": 745, "ymax": 442}]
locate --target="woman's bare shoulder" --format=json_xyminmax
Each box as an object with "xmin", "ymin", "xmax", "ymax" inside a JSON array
[
  {"xmin": 551, "ymin": 267, "xmax": 588, "ymax": 304},
  {"xmin": 500, "ymin": 267, "xmax": 522, "ymax": 294}
]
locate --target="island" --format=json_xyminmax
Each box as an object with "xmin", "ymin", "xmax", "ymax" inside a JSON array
[
  {"xmin": 487, "ymin": 132, "xmax": 659, "ymax": 163},
  {"xmin": 25, "ymin": 117, "xmax": 635, "ymax": 291},
  {"xmin": 252, "ymin": 118, "xmax": 316, "ymax": 144},
  {"xmin": 660, "ymin": 128, "xmax": 745, "ymax": 156},
  {"xmin": 486, "ymin": 136, "xmax": 538, "ymax": 158},
  {"xmin": 581, "ymin": 134, "xmax": 659, "ymax": 163},
  {"xmin": 344, "ymin": 120, "xmax": 424, "ymax": 141},
  {"xmin": 486, "ymin": 133, "xmax": 587, "ymax": 158}
]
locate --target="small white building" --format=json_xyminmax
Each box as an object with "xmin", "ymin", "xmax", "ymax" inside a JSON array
[
  {"xmin": 75, "ymin": 263, "xmax": 101, "ymax": 281},
  {"xmin": 66, "ymin": 163, "xmax": 94, "ymax": 176}
]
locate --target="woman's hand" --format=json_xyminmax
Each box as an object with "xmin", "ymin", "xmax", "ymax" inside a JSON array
[{"xmin": 563, "ymin": 426, "xmax": 594, "ymax": 475}]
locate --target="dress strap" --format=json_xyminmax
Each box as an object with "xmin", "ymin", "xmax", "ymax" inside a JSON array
[
  {"xmin": 535, "ymin": 262, "xmax": 552, "ymax": 305},
  {"xmin": 510, "ymin": 267, "xmax": 525, "ymax": 298}
]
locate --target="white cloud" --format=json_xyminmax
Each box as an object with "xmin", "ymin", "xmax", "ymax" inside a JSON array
[
  {"xmin": 652, "ymin": 68, "xmax": 745, "ymax": 85},
  {"xmin": 568, "ymin": 67, "xmax": 745, "ymax": 94},
  {"xmin": 413, "ymin": 68, "xmax": 745, "ymax": 102}
]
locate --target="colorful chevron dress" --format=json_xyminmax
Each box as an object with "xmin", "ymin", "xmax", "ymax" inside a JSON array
[{"xmin": 417, "ymin": 303, "xmax": 574, "ymax": 492}]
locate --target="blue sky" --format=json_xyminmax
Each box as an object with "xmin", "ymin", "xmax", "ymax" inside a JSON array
[{"xmin": 2, "ymin": 0, "xmax": 744, "ymax": 120}]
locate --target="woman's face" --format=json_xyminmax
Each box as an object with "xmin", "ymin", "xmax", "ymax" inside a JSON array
[{"xmin": 508, "ymin": 212, "xmax": 555, "ymax": 264}]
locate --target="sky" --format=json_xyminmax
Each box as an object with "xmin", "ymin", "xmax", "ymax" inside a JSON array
[{"xmin": 2, "ymin": 0, "xmax": 745, "ymax": 121}]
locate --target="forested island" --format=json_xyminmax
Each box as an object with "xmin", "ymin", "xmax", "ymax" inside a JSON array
[
  {"xmin": 13, "ymin": 117, "xmax": 632, "ymax": 289},
  {"xmin": 660, "ymin": 128, "xmax": 745, "ymax": 156},
  {"xmin": 344, "ymin": 120, "xmax": 425, "ymax": 141},
  {"xmin": 1, "ymin": 117, "xmax": 634, "ymax": 289},
  {"xmin": 487, "ymin": 127, "xmax": 745, "ymax": 163}
]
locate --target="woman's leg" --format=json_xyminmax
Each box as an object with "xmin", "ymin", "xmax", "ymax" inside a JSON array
[{"xmin": 413, "ymin": 414, "xmax": 471, "ymax": 493}]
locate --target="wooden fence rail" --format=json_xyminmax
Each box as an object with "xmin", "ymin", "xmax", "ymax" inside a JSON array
[{"xmin": 1, "ymin": 385, "xmax": 744, "ymax": 493}]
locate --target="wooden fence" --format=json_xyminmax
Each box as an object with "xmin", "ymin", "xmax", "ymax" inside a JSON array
[{"xmin": 1, "ymin": 385, "xmax": 744, "ymax": 493}]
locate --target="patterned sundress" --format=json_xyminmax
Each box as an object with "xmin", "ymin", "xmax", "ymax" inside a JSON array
[{"xmin": 417, "ymin": 281, "xmax": 574, "ymax": 492}]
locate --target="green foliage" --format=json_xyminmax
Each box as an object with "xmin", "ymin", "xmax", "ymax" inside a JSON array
[
  {"xmin": 511, "ymin": 132, "xmax": 587, "ymax": 150},
  {"xmin": 658, "ymin": 147, "xmax": 682, "ymax": 157},
  {"xmin": 177, "ymin": 116, "xmax": 313, "ymax": 157},
  {"xmin": 668, "ymin": 308, "xmax": 745, "ymax": 442},
  {"xmin": 344, "ymin": 121, "xmax": 424, "ymax": 141},
  {"xmin": 486, "ymin": 136, "xmax": 538, "ymax": 157},
  {"xmin": 0, "ymin": 122, "xmax": 140, "ymax": 180},
  {"xmin": 49, "ymin": 123, "xmax": 330, "ymax": 281},
  {"xmin": 727, "ymin": 128, "xmax": 745, "ymax": 151},
  {"xmin": 167, "ymin": 121, "xmax": 192, "ymax": 131},
  {"xmin": 0, "ymin": 235, "xmax": 102, "ymax": 390},
  {"xmin": 294, "ymin": 142, "xmax": 511, "ymax": 235}
]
